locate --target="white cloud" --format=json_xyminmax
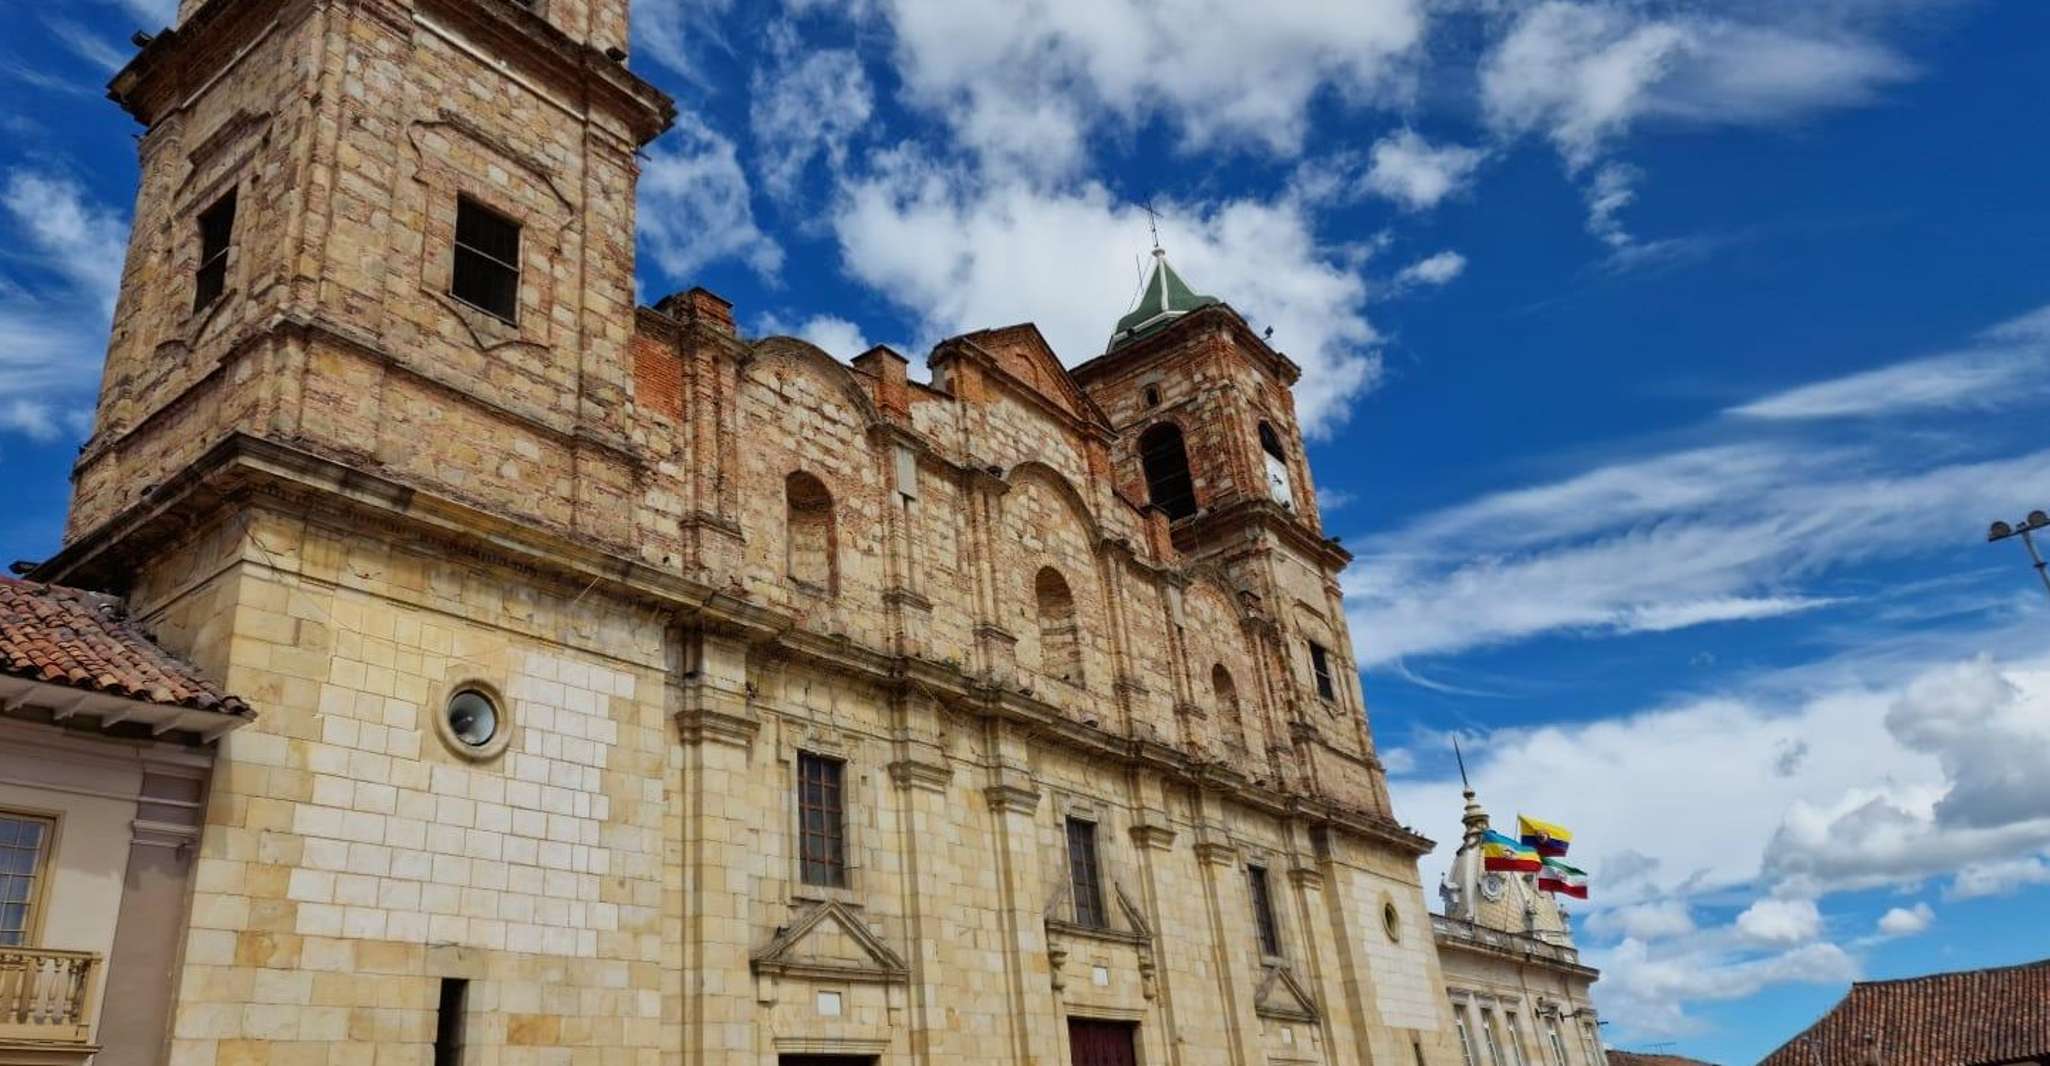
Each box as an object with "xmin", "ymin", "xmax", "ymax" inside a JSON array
[
  {"xmin": 1481, "ymin": 2, "xmax": 1915, "ymax": 258},
  {"xmin": 1946, "ymin": 854, "xmax": 2050, "ymax": 900},
  {"xmin": 637, "ymin": 114, "xmax": 784, "ymax": 283},
  {"xmin": 831, "ymin": 158, "xmax": 1381, "ymax": 435},
  {"xmin": 1735, "ymin": 898, "xmax": 1821, "ymax": 945},
  {"xmin": 759, "ymin": 313, "xmax": 871, "ymax": 357},
  {"xmin": 0, "ymin": 170, "xmax": 130, "ymax": 442},
  {"xmin": 1362, "ymin": 130, "xmax": 1484, "ymax": 211},
  {"xmin": 630, "ymin": 0, "xmax": 735, "ymax": 84},
  {"xmin": 1481, "ymin": 2, "xmax": 1914, "ymax": 168},
  {"xmin": 45, "ymin": 18, "xmax": 131, "ymax": 73},
  {"xmin": 848, "ymin": 0, "xmax": 1426, "ymax": 177},
  {"xmin": 751, "ymin": 43, "xmax": 873, "ymax": 200},
  {"xmin": 1344, "ymin": 313, "xmax": 2050, "ymax": 665},
  {"xmin": 1731, "ymin": 304, "xmax": 2050, "ymax": 420},
  {"xmin": 1393, "ymin": 250, "xmax": 1467, "ymax": 289},
  {"xmin": 110, "ymin": 0, "xmax": 176, "ymax": 28},
  {"xmin": 1584, "ymin": 900, "xmax": 1695, "ymax": 942},
  {"xmin": 1593, "ymin": 936, "xmax": 1857, "ymax": 1038},
  {"xmin": 1876, "ymin": 902, "xmax": 1932, "ymax": 936}
]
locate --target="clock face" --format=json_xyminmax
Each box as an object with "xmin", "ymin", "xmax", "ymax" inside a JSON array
[{"xmin": 1481, "ymin": 873, "xmax": 1507, "ymax": 901}]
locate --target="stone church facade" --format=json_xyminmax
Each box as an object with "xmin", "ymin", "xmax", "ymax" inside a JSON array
[{"xmin": 33, "ymin": 0, "xmax": 1470, "ymax": 1063}]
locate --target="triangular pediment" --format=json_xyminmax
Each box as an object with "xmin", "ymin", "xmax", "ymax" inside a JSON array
[
  {"xmin": 942, "ymin": 324, "xmax": 1109, "ymax": 429},
  {"xmin": 1254, "ymin": 965, "xmax": 1319, "ymax": 1023},
  {"xmin": 752, "ymin": 899, "xmax": 909, "ymax": 983}
]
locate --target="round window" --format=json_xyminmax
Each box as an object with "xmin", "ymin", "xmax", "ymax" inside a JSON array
[
  {"xmin": 1383, "ymin": 901, "xmax": 1402, "ymax": 942},
  {"xmin": 447, "ymin": 690, "xmax": 500, "ymax": 747}
]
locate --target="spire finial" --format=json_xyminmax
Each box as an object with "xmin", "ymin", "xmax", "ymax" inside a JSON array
[
  {"xmin": 1142, "ymin": 199, "xmax": 1164, "ymax": 257},
  {"xmin": 1454, "ymin": 736, "xmax": 1472, "ymax": 795}
]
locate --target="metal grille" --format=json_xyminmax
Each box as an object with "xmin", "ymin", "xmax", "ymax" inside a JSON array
[
  {"xmin": 0, "ymin": 815, "xmax": 50, "ymax": 947},
  {"xmin": 1066, "ymin": 818, "xmax": 1105, "ymax": 928},
  {"xmin": 451, "ymin": 196, "xmax": 522, "ymax": 322},
  {"xmin": 798, "ymin": 753, "xmax": 848, "ymax": 888},
  {"xmin": 1248, "ymin": 866, "xmax": 1282, "ymax": 957}
]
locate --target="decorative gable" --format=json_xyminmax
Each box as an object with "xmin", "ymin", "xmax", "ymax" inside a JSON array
[
  {"xmin": 944, "ymin": 324, "xmax": 1111, "ymax": 429},
  {"xmin": 751, "ymin": 899, "xmax": 910, "ymax": 984},
  {"xmin": 1254, "ymin": 965, "xmax": 1319, "ymax": 1023}
]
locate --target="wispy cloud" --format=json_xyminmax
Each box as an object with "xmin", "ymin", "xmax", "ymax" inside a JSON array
[
  {"xmin": 637, "ymin": 112, "xmax": 783, "ymax": 283},
  {"xmin": 1731, "ymin": 304, "xmax": 2050, "ymax": 420},
  {"xmin": 0, "ymin": 169, "xmax": 130, "ymax": 441}
]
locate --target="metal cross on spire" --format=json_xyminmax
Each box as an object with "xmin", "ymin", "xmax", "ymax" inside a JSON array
[{"xmin": 1141, "ymin": 199, "xmax": 1164, "ymax": 256}]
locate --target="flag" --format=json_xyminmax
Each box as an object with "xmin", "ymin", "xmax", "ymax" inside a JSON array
[
  {"xmin": 1481, "ymin": 829, "xmax": 1541, "ymax": 873},
  {"xmin": 1537, "ymin": 858, "xmax": 1588, "ymax": 899},
  {"xmin": 1518, "ymin": 815, "xmax": 1573, "ymax": 858}
]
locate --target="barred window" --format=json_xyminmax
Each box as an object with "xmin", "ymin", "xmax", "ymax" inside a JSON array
[
  {"xmin": 194, "ymin": 190, "xmax": 236, "ymax": 312},
  {"xmin": 451, "ymin": 196, "xmax": 521, "ymax": 322},
  {"xmin": 1065, "ymin": 817, "xmax": 1105, "ymax": 928},
  {"xmin": 0, "ymin": 814, "xmax": 52, "ymax": 947},
  {"xmin": 1248, "ymin": 865, "xmax": 1282, "ymax": 957},
  {"xmin": 797, "ymin": 753, "xmax": 847, "ymax": 888}
]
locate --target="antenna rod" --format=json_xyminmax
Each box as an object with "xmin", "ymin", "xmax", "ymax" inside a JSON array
[{"xmin": 1453, "ymin": 736, "xmax": 1471, "ymax": 792}]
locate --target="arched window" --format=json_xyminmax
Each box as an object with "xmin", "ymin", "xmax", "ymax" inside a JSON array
[
  {"xmin": 1257, "ymin": 421, "xmax": 1295, "ymax": 510},
  {"xmin": 786, "ymin": 472, "xmax": 837, "ymax": 593},
  {"xmin": 1139, "ymin": 422, "xmax": 1197, "ymax": 521},
  {"xmin": 1212, "ymin": 664, "xmax": 1246, "ymax": 753},
  {"xmin": 1035, "ymin": 567, "xmax": 1083, "ymax": 684}
]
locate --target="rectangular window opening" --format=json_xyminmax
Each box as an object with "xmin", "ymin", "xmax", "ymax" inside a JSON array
[
  {"xmin": 1248, "ymin": 865, "xmax": 1282, "ymax": 958},
  {"xmin": 194, "ymin": 190, "xmax": 236, "ymax": 313},
  {"xmin": 797, "ymin": 753, "xmax": 848, "ymax": 888},
  {"xmin": 1308, "ymin": 641, "xmax": 1336, "ymax": 701},
  {"xmin": 1065, "ymin": 817, "xmax": 1105, "ymax": 929},
  {"xmin": 433, "ymin": 977, "xmax": 468, "ymax": 1066},
  {"xmin": 0, "ymin": 813, "xmax": 52, "ymax": 947},
  {"xmin": 451, "ymin": 196, "xmax": 521, "ymax": 323}
]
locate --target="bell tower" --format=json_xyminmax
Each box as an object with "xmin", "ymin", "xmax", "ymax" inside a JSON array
[
  {"xmin": 69, "ymin": 0, "xmax": 673, "ymax": 553},
  {"xmin": 1074, "ymin": 245, "xmax": 1391, "ymax": 820}
]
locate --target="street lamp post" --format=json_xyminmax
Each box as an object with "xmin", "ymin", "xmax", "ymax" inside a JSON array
[{"xmin": 1987, "ymin": 510, "xmax": 2050, "ymax": 600}]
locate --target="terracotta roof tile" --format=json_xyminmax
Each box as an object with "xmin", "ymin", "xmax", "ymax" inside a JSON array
[
  {"xmin": 0, "ymin": 577, "xmax": 250, "ymax": 718},
  {"xmin": 1759, "ymin": 958, "xmax": 2050, "ymax": 1066},
  {"xmin": 1607, "ymin": 1052, "xmax": 1722, "ymax": 1066}
]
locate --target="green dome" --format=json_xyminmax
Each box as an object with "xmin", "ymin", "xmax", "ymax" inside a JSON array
[{"xmin": 1110, "ymin": 251, "xmax": 1219, "ymax": 350}]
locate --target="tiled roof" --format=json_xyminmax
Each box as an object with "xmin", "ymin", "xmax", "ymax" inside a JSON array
[
  {"xmin": 0, "ymin": 577, "xmax": 251, "ymax": 717},
  {"xmin": 1759, "ymin": 958, "xmax": 2050, "ymax": 1066},
  {"xmin": 1607, "ymin": 1052, "xmax": 1721, "ymax": 1066}
]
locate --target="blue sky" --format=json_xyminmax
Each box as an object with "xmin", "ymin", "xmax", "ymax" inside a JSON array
[{"xmin": 5, "ymin": 0, "xmax": 2050, "ymax": 1059}]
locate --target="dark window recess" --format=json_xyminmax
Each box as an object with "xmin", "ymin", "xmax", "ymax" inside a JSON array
[
  {"xmin": 433, "ymin": 978, "xmax": 467, "ymax": 1066},
  {"xmin": 1258, "ymin": 421, "xmax": 1287, "ymax": 461},
  {"xmin": 193, "ymin": 191, "xmax": 237, "ymax": 312},
  {"xmin": 1143, "ymin": 385, "xmax": 1161, "ymax": 407},
  {"xmin": 1138, "ymin": 422, "xmax": 1197, "ymax": 521},
  {"xmin": 1066, "ymin": 818, "xmax": 1106, "ymax": 928},
  {"xmin": 798, "ymin": 753, "xmax": 848, "ymax": 888},
  {"xmin": 451, "ymin": 197, "xmax": 521, "ymax": 322},
  {"xmin": 1309, "ymin": 641, "xmax": 1336, "ymax": 701},
  {"xmin": 1248, "ymin": 865, "xmax": 1282, "ymax": 957}
]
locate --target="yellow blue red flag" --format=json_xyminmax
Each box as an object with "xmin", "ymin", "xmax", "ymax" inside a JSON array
[{"xmin": 1518, "ymin": 815, "xmax": 1572, "ymax": 858}]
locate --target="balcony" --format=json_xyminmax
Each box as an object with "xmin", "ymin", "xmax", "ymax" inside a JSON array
[
  {"xmin": 0, "ymin": 948, "xmax": 99, "ymax": 1049},
  {"xmin": 1431, "ymin": 914, "xmax": 1589, "ymax": 972}
]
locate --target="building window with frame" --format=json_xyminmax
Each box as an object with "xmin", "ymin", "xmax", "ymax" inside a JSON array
[
  {"xmin": 0, "ymin": 813, "xmax": 53, "ymax": 947},
  {"xmin": 193, "ymin": 190, "xmax": 237, "ymax": 312},
  {"xmin": 1138, "ymin": 421, "xmax": 1198, "ymax": 521},
  {"xmin": 1455, "ymin": 1007, "xmax": 1479, "ymax": 1066},
  {"xmin": 797, "ymin": 753, "xmax": 848, "ymax": 888},
  {"xmin": 1065, "ymin": 817, "xmax": 1106, "ymax": 928},
  {"xmin": 1247, "ymin": 864, "xmax": 1283, "ymax": 958},
  {"xmin": 1545, "ymin": 1017, "xmax": 1569, "ymax": 1066},
  {"xmin": 1503, "ymin": 1012, "xmax": 1528, "ymax": 1066},
  {"xmin": 1480, "ymin": 1009, "xmax": 1506, "ymax": 1066},
  {"xmin": 1308, "ymin": 641, "xmax": 1336, "ymax": 701},
  {"xmin": 451, "ymin": 196, "xmax": 522, "ymax": 322}
]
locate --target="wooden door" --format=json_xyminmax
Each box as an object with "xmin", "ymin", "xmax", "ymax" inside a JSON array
[{"xmin": 1069, "ymin": 1019, "xmax": 1138, "ymax": 1066}]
